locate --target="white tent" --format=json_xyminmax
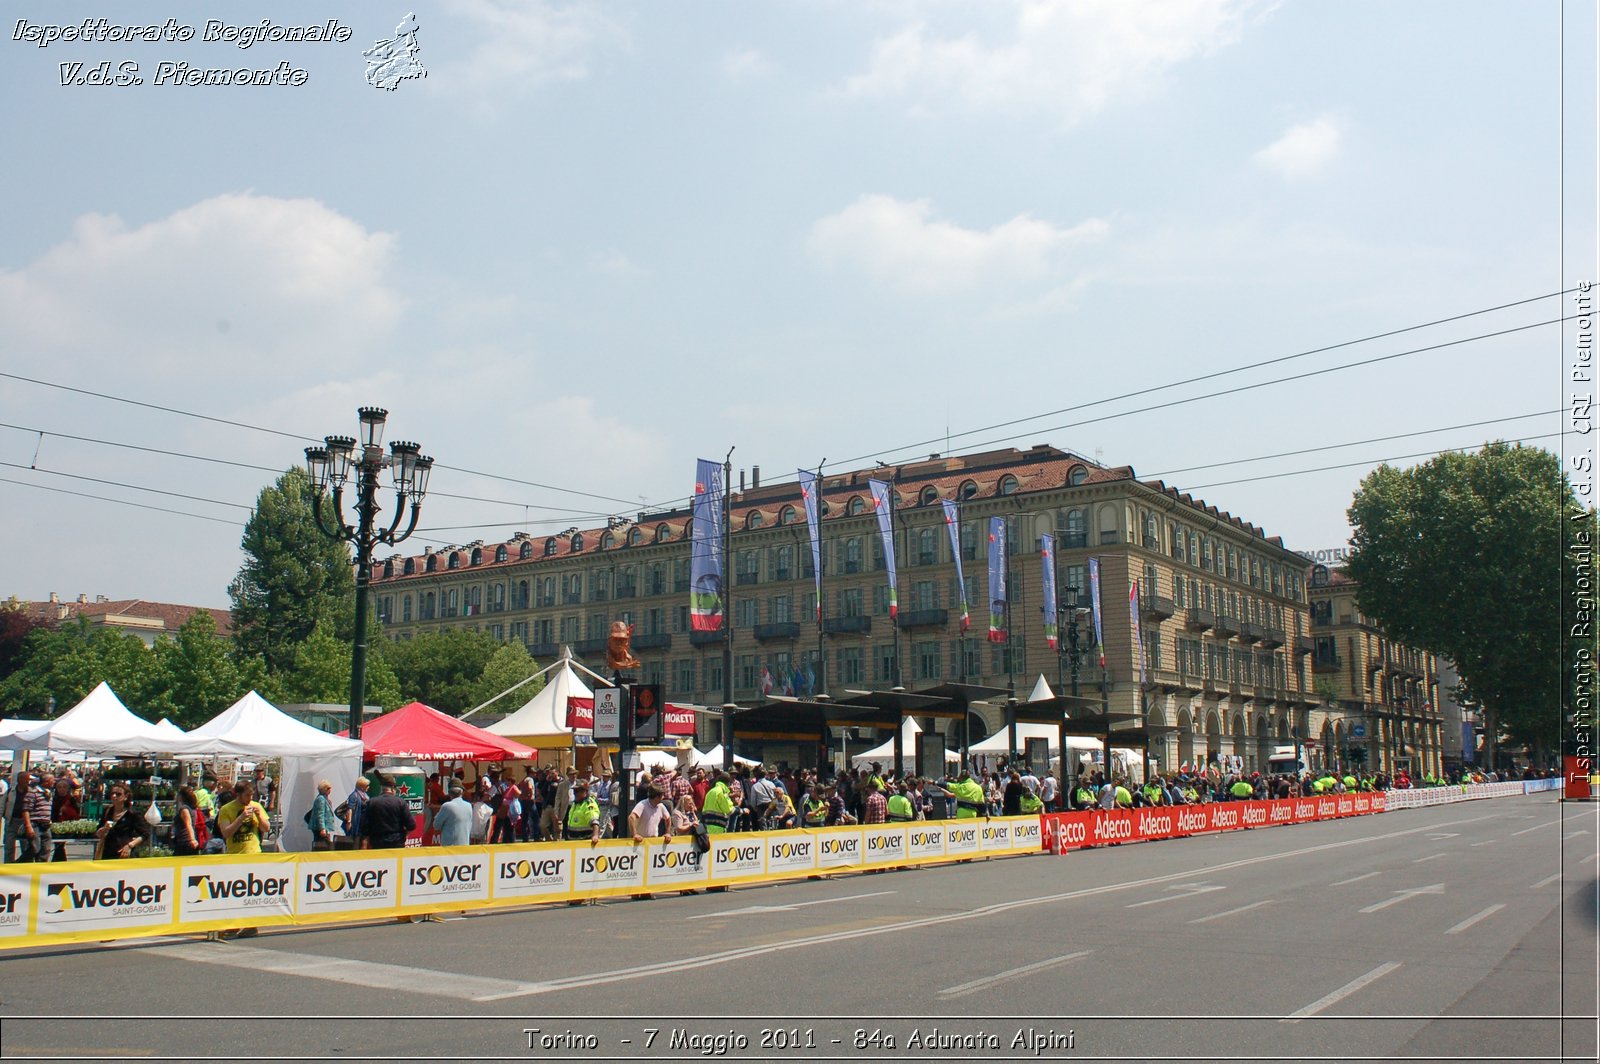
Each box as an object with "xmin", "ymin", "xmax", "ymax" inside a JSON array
[
  {"xmin": 691, "ymin": 744, "xmax": 759, "ymax": 769},
  {"xmin": 185, "ymin": 691, "xmax": 363, "ymax": 852},
  {"xmin": 1026, "ymin": 675, "xmax": 1055, "ymax": 702},
  {"xmin": 1, "ymin": 683, "xmax": 180, "ymax": 757},
  {"xmin": 486, "ymin": 653, "xmax": 596, "ymax": 747},
  {"xmin": 968, "ymin": 724, "xmax": 1105, "ymax": 757},
  {"xmin": 154, "ymin": 718, "xmax": 188, "ymax": 740},
  {"xmin": 851, "ymin": 717, "xmax": 959, "ymax": 767}
]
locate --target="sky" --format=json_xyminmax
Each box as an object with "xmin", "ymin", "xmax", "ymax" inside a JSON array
[{"xmin": 1, "ymin": 0, "xmax": 1595, "ymax": 610}]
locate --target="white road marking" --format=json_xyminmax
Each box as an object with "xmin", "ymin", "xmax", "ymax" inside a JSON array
[
  {"xmin": 1425, "ymin": 832, "xmax": 1460, "ymax": 839},
  {"xmin": 1512, "ymin": 820, "xmax": 1562, "ymax": 836},
  {"xmin": 1281, "ymin": 962, "xmax": 1402, "ymax": 1022},
  {"xmin": 1125, "ymin": 883, "xmax": 1225, "ymax": 908},
  {"xmin": 157, "ymin": 942, "xmax": 536, "ymax": 1002},
  {"xmin": 1413, "ymin": 853, "xmax": 1447, "ymax": 863},
  {"xmin": 684, "ymin": 890, "xmax": 896, "ymax": 920},
  {"xmin": 938, "ymin": 950, "xmax": 1094, "ymax": 997},
  {"xmin": 1470, "ymin": 841, "xmax": 1498, "ymax": 847},
  {"xmin": 1530, "ymin": 872, "xmax": 1564, "ymax": 889},
  {"xmin": 1188, "ymin": 899, "xmax": 1276, "ymax": 924},
  {"xmin": 1330, "ymin": 871, "xmax": 1381, "ymax": 886},
  {"xmin": 1445, "ymin": 904, "xmax": 1506, "ymax": 935},
  {"xmin": 151, "ymin": 808, "xmax": 1506, "ymax": 1003},
  {"xmin": 1359, "ymin": 883, "xmax": 1445, "ymax": 913},
  {"xmin": 1565, "ymin": 831, "xmax": 1590, "ymax": 840},
  {"xmin": 1582, "ymin": 852, "xmax": 1599, "ymax": 864}
]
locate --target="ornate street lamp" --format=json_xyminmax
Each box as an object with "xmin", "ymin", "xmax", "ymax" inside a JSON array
[{"xmin": 304, "ymin": 407, "xmax": 432, "ymax": 739}]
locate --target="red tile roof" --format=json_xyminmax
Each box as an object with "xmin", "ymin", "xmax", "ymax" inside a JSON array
[{"xmin": 23, "ymin": 598, "xmax": 232, "ymax": 636}]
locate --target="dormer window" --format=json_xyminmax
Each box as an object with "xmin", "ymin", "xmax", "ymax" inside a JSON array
[
  {"xmin": 404, "ymin": 558, "xmax": 415, "ymax": 575},
  {"xmin": 656, "ymin": 523, "xmax": 670, "ymax": 542},
  {"xmin": 998, "ymin": 474, "xmax": 1019, "ymax": 496},
  {"xmin": 425, "ymin": 555, "xmax": 437, "ymax": 572},
  {"xmin": 495, "ymin": 545, "xmax": 508, "ymax": 563},
  {"xmin": 779, "ymin": 505, "xmax": 798, "ymax": 525},
  {"xmin": 628, "ymin": 527, "xmax": 643, "ymax": 546},
  {"xmin": 747, "ymin": 511, "xmax": 764, "ymax": 530},
  {"xmin": 519, "ymin": 542, "xmax": 533, "ymax": 559},
  {"xmin": 1067, "ymin": 465, "xmax": 1088, "ymax": 486},
  {"xmin": 958, "ymin": 480, "xmax": 978, "ymax": 501},
  {"xmin": 470, "ymin": 547, "xmax": 483, "ymax": 566},
  {"xmin": 600, "ymin": 531, "xmax": 615, "ymax": 550},
  {"xmin": 920, "ymin": 486, "xmax": 939, "ymax": 505},
  {"xmin": 571, "ymin": 534, "xmax": 584, "ymax": 552},
  {"xmin": 543, "ymin": 538, "xmax": 557, "ymax": 556},
  {"xmin": 847, "ymin": 496, "xmax": 865, "ymax": 516},
  {"xmin": 447, "ymin": 553, "xmax": 460, "ymax": 570}
]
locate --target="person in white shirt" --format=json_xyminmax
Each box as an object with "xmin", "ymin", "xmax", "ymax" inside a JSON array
[
  {"xmin": 1039, "ymin": 773, "xmax": 1059, "ymax": 810},
  {"xmin": 628, "ymin": 785, "xmax": 674, "ymax": 843}
]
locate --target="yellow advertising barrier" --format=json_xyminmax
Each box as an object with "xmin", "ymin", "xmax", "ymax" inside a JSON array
[{"xmin": 0, "ymin": 816, "xmax": 1043, "ymax": 951}]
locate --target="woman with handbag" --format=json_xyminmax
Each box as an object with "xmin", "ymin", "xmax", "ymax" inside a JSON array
[{"xmin": 95, "ymin": 784, "xmax": 150, "ymax": 860}]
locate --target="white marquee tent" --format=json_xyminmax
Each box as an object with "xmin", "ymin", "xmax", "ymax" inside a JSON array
[
  {"xmin": 486, "ymin": 653, "xmax": 598, "ymax": 749},
  {"xmin": 850, "ymin": 717, "xmax": 959, "ymax": 768},
  {"xmin": 0, "ymin": 682, "xmax": 174, "ymax": 758}
]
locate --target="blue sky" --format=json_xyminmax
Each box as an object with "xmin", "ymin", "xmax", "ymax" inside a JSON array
[{"xmin": 1, "ymin": 0, "xmax": 1594, "ymax": 609}]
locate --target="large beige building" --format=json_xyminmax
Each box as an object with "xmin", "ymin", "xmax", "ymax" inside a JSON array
[
  {"xmin": 1307, "ymin": 566, "xmax": 1443, "ymax": 777},
  {"xmin": 373, "ymin": 445, "xmax": 1331, "ymax": 774}
]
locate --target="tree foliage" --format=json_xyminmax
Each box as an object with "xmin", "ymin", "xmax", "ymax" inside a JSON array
[
  {"xmin": 284, "ymin": 618, "xmax": 402, "ymax": 710},
  {"xmin": 230, "ymin": 467, "xmax": 354, "ymax": 676},
  {"xmin": 469, "ymin": 642, "xmax": 545, "ymax": 716},
  {"xmin": 1346, "ymin": 442, "xmax": 1577, "ymax": 763},
  {"xmin": 381, "ymin": 628, "xmax": 503, "ymax": 715}
]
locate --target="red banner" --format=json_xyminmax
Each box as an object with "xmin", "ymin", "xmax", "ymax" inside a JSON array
[
  {"xmin": 1040, "ymin": 793, "xmax": 1385, "ymax": 854},
  {"xmin": 1565, "ymin": 755, "xmax": 1594, "ymax": 800},
  {"xmin": 565, "ymin": 697, "xmax": 696, "ymax": 736}
]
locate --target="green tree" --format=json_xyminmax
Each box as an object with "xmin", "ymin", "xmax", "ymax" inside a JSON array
[
  {"xmin": 284, "ymin": 618, "xmax": 402, "ymax": 710},
  {"xmin": 468, "ymin": 642, "xmax": 545, "ymax": 716},
  {"xmin": 1346, "ymin": 442, "xmax": 1578, "ymax": 766},
  {"xmin": 230, "ymin": 467, "xmax": 354, "ymax": 676},
  {"xmin": 0, "ymin": 619, "xmax": 160, "ymax": 716},
  {"xmin": 0, "ymin": 598, "xmax": 53, "ymax": 683},
  {"xmin": 381, "ymin": 628, "xmax": 500, "ymax": 715},
  {"xmin": 145, "ymin": 611, "xmax": 269, "ymax": 728}
]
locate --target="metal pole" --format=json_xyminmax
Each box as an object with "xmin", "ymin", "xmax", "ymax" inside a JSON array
[
  {"xmin": 348, "ymin": 462, "xmax": 379, "ymax": 741},
  {"xmin": 721, "ymin": 450, "xmax": 734, "ymax": 772}
]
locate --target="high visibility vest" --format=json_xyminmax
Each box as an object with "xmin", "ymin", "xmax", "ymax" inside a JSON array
[
  {"xmin": 1230, "ymin": 781, "xmax": 1254, "ymax": 799},
  {"xmin": 1114, "ymin": 786, "xmax": 1132, "ymax": 808},
  {"xmin": 1018, "ymin": 792, "xmax": 1043, "ymax": 814},
  {"xmin": 563, "ymin": 797, "xmax": 601, "ymax": 839},
  {"xmin": 887, "ymin": 794, "xmax": 915, "ymax": 821},
  {"xmin": 1074, "ymin": 787, "xmax": 1096, "ymax": 807},
  {"xmin": 951, "ymin": 779, "xmax": 986, "ymax": 818},
  {"xmin": 701, "ymin": 784, "xmax": 734, "ymax": 833},
  {"xmin": 1342, "ymin": 776, "xmax": 1357, "ymax": 789},
  {"xmin": 802, "ymin": 799, "xmax": 826, "ymax": 827}
]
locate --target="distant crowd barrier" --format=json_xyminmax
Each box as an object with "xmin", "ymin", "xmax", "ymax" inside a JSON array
[
  {"xmin": 1525, "ymin": 777, "xmax": 1563, "ymax": 795},
  {"xmin": 1383, "ymin": 781, "xmax": 1534, "ymax": 809},
  {"xmin": 1041, "ymin": 793, "xmax": 1385, "ymax": 854},
  {"xmin": 0, "ymin": 817, "xmax": 1042, "ymax": 952}
]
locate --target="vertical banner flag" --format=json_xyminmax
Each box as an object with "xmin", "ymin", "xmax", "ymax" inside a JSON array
[
  {"xmin": 798, "ymin": 469, "xmax": 824, "ymax": 624},
  {"xmin": 1130, "ymin": 579, "xmax": 1147, "ymax": 688},
  {"xmin": 1040, "ymin": 533, "xmax": 1058, "ymax": 651},
  {"xmin": 690, "ymin": 459, "xmax": 725, "ymax": 631},
  {"xmin": 987, "ymin": 516, "xmax": 1008, "ymax": 644},
  {"xmin": 941, "ymin": 500, "xmax": 969, "ymax": 632},
  {"xmin": 868, "ymin": 478, "xmax": 898, "ymax": 619},
  {"xmin": 1088, "ymin": 557, "xmax": 1106, "ymax": 666}
]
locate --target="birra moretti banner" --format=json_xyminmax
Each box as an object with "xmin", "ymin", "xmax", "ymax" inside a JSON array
[
  {"xmin": 942, "ymin": 500, "xmax": 969, "ymax": 632},
  {"xmin": 868, "ymin": 478, "xmax": 898, "ymax": 619},
  {"xmin": 1041, "ymin": 532, "xmax": 1058, "ymax": 650},
  {"xmin": 987, "ymin": 516, "xmax": 1008, "ymax": 643},
  {"xmin": 799, "ymin": 468, "xmax": 824, "ymax": 624},
  {"xmin": 690, "ymin": 458, "xmax": 725, "ymax": 632}
]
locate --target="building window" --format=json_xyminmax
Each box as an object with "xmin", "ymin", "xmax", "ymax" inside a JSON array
[
  {"xmin": 544, "ymin": 538, "xmax": 557, "ymax": 557},
  {"xmin": 471, "ymin": 548, "xmax": 482, "ymax": 566},
  {"xmin": 1063, "ymin": 509, "xmax": 1087, "ymax": 548},
  {"xmin": 848, "ymin": 496, "xmax": 865, "ymax": 516},
  {"xmin": 838, "ymin": 647, "xmax": 865, "ymax": 685},
  {"xmin": 874, "ymin": 644, "xmax": 898, "ymax": 684},
  {"xmin": 737, "ymin": 655, "xmax": 760, "ymax": 693},
  {"xmin": 628, "ymin": 527, "xmax": 642, "ymax": 546},
  {"xmin": 600, "ymin": 531, "xmax": 615, "ymax": 551},
  {"xmin": 519, "ymin": 541, "xmax": 533, "ymax": 559},
  {"xmin": 401, "ymin": 596, "xmax": 413, "ymax": 622},
  {"xmin": 779, "ymin": 505, "xmax": 798, "ymax": 525},
  {"xmin": 917, "ymin": 527, "xmax": 937, "ymax": 565},
  {"xmin": 673, "ymin": 605, "xmax": 689, "ymax": 633},
  {"xmin": 571, "ymin": 534, "xmax": 584, "ymax": 553},
  {"xmin": 443, "ymin": 589, "xmax": 459, "ymax": 618},
  {"xmin": 448, "ymin": 553, "xmax": 459, "ymax": 570},
  {"xmin": 843, "ymin": 537, "xmax": 863, "ymax": 573},
  {"xmin": 914, "ymin": 640, "xmax": 941, "ymax": 681},
  {"xmin": 920, "ymin": 485, "xmax": 939, "ymax": 505},
  {"xmin": 674, "ymin": 659, "xmax": 695, "ymax": 695},
  {"xmin": 644, "ymin": 607, "xmax": 666, "ymax": 636},
  {"xmin": 961, "ymin": 524, "xmax": 979, "ymax": 561},
  {"xmin": 770, "ymin": 596, "xmax": 792, "ymax": 623},
  {"xmin": 736, "ymin": 550, "xmax": 759, "ymax": 585},
  {"xmin": 1067, "ymin": 465, "xmax": 1089, "ymax": 486},
  {"xmin": 912, "ymin": 580, "xmax": 939, "ymax": 611},
  {"xmin": 736, "ymin": 598, "xmax": 759, "ymax": 628},
  {"xmin": 489, "ymin": 623, "xmax": 504, "ymax": 641},
  {"xmin": 495, "ymin": 545, "xmax": 508, "ymax": 563},
  {"xmin": 646, "ymin": 563, "xmax": 665, "ymax": 596},
  {"xmin": 872, "ymin": 536, "xmax": 886, "ymax": 571},
  {"xmin": 773, "ymin": 545, "xmax": 794, "ymax": 582},
  {"xmin": 998, "ymin": 474, "xmax": 1019, "ymax": 496},
  {"xmin": 488, "ymin": 583, "xmax": 506, "ymax": 612},
  {"xmin": 840, "ymin": 587, "xmax": 864, "ymax": 617},
  {"xmin": 875, "ymin": 585, "xmax": 894, "ymax": 616},
  {"xmin": 958, "ymin": 480, "xmax": 978, "ymax": 500},
  {"xmin": 615, "ymin": 566, "xmax": 637, "ymax": 598},
  {"xmin": 591, "ymin": 570, "xmax": 611, "ymax": 602}
]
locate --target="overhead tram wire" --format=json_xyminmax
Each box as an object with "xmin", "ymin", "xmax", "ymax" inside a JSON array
[
  {"xmin": 0, "ymin": 460, "xmax": 253, "ymax": 511},
  {"xmin": 0, "ymin": 477, "xmax": 244, "ymax": 526},
  {"xmin": 825, "ymin": 286, "xmax": 1581, "ymax": 472}
]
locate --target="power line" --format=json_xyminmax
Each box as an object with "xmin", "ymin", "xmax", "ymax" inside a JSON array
[
  {"xmin": 0, "ymin": 421, "xmax": 283, "ymax": 474},
  {"xmin": 0, "ymin": 476, "xmax": 243, "ymax": 526},
  {"xmin": 1180, "ymin": 432, "xmax": 1569, "ymax": 492},
  {"xmin": 0, "ymin": 461, "xmax": 252, "ymax": 511}
]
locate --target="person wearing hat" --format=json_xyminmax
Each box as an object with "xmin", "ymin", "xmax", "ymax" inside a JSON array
[
  {"xmin": 948, "ymin": 770, "xmax": 987, "ymax": 819},
  {"xmin": 433, "ymin": 781, "xmax": 472, "ymax": 847},
  {"xmin": 563, "ymin": 778, "xmax": 603, "ymax": 844},
  {"xmin": 700, "ymin": 771, "xmax": 736, "ymax": 835},
  {"xmin": 886, "ymin": 781, "xmax": 917, "ymax": 823}
]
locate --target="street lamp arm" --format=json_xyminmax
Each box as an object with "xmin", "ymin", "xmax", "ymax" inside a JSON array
[
  {"xmin": 377, "ymin": 487, "xmax": 409, "ymax": 542},
  {"xmin": 383, "ymin": 493, "xmax": 423, "ymax": 546},
  {"xmin": 309, "ymin": 487, "xmax": 351, "ymax": 544}
]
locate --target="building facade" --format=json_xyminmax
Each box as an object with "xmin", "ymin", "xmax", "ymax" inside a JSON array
[
  {"xmin": 21, "ymin": 594, "xmax": 231, "ymax": 648},
  {"xmin": 1306, "ymin": 566, "xmax": 1443, "ymax": 777},
  {"xmin": 373, "ymin": 445, "xmax": 1328, "ymax": 775}
]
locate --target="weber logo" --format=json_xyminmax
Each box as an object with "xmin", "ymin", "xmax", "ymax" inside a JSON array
[
  {"xmin": 187, "ymin": 873, "xmax": 289, "ymax": 902},
  {"xmin": 0, "ymin": 892, "xmax": 21, "ymax": 914},
  {"xmin": 44, "ymin": 880, "xmax": 166, "ymax": 914}
]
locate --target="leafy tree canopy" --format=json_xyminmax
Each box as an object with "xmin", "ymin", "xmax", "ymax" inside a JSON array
[
  {"xmin": 381, "ymin": 628, "xmax": 502, "ymax": 715},
  {"xmin": 285, "ymin": 617, "xmax": 402, "ymax": 711},
  {"xmin": 469, "ymin": 642, "xmax": 545, "ymax": 716}
]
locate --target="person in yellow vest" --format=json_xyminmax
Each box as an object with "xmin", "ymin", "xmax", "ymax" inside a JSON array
[
  {"xmin": 949, "ymin": 770, "xmax": 987, "ymax": 819},
  {"xmin": 1113, "ymin": 782, "xmax": 1133, "ymax": 808},
  {"xmin": 1072, "ymin": 781, "xmax": 1098, "ymax": 810},
  {"xmin": 802, "ymin": 787, "xmax": 828, "ymax": 828},
  {"xmin": 563, "ymin": 780, "xmax": 603, "ymax": 843},
  {"xmin": 1018, "ymin": 788, "xmax": 1044, "ymax": 815},
  {"xmin": 700, "ymin": 772, "xmax": 736, "ymax": 834},
  {"xmin": 1342, "ymin": 774, "xmax": 1358, "ymax": 791},
  {"xmin": 886, "ymin": 782, "xmax": 917, "ymax": 822}
]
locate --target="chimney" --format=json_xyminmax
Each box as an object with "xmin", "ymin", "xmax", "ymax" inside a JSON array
[
  {"xmin": 77, "ymin": 593, "xmax": 88, "ymax": 604},
  {"xmin": 752, "ymin": 465, "xmax": 760, "ymax": 489},
  {"xmin": 740, "ymin": 470, "xmax": 746, "ymax": 492},
  {"xmin": 48, "ymin": 592, "xmax": 59, "ymax": 605}
]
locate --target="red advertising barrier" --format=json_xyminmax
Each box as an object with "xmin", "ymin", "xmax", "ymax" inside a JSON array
[
  {"xmin": 1040, "ymin": 793, "xmax": 1385, "ymax": 854},
  {"xmin": 1565, "ymin": 755, "xmax": 1594, "ymax": 800}
]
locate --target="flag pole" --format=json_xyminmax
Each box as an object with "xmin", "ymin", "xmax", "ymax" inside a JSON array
[{"xmin": 721, "ymin": 448, "xmax": 735, "ymax": 773}]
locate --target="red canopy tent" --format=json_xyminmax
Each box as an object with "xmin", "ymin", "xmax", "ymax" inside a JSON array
[{"xmin": 343, "ymin": 701, "xmax": 536, "ymax": 761}]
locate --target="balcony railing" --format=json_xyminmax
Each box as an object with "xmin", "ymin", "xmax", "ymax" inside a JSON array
[
  {"xmin": 1261, "ymin": 627, "xmax": 1287, "ymax": 649},
  {"xmin": 1184, "ymin": 607, "xmax": 1216, "ymax": 632},
  {"xmin": 1143, "ymin": 595, "xmax": 1176, "ymax": 621},
  {"xmin": 689, "ymin": 629, "xmax": 725, "ymax": 647},
  {"xmin": 526, "ymin": 642, "xmax": 560, "ymax": 659},
  {"xmin": 823, "ymin": 615, "xmax": 872, "ymax": 635},
  {"xmin": 1239, "ymin": 622, "xmax": 1264, "ymax": 644},
  {"xmin": 632, "ymin": 633, "xmax": 672, "ymax": 651},
  {"xmin": 754, "ymin": 622, "xmax": 802, "ymax": 642},
  {"xmin": 1312, "ymin": 654, "xmax": 1342, "ymax": 672},
  {"xmin": 1293, "ymin": 635, "xmax": 1315, "ymax": 655},
  {"xmin": 573, "ymin": 638, "xmax": 608, "ymax": 656},
  {"xmin": 1213, "ymin": 614, "xmax": 1239, "ymax": 638},
  {"xmin": 896, "ymin": 608, "xmax": 949, "ymax": 629},
  {"xmin": 1061, "ymin": 531, "xmax": 1087, "ymax": 549}
]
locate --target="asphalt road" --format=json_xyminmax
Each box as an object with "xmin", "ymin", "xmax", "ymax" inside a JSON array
[{"xmin": 0, "ymin": 794, "xmax": 1594, "ymax": 1064}]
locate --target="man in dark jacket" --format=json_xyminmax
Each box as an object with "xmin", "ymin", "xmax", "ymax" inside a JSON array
[{"xmin": 361, "ymin": 776, "xmax": 415, "ymax": 849}]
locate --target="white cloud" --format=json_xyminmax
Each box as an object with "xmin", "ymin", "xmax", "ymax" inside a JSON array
[
  {"xmin": 841, "ymin": 0, "xmax": 1271, "ymax": 126},
  {"xmin": 722, "ymin": 47, "xmax": 772, "ymax": 80},
  {"xmin": 1254, "ymin": 115, "xmax": 1343, "ymax": 178},
  {"xmin": 587, "ymin": 249, "xmax": 647, "ymax": 278},
  {"xmin": 807, "ymin": 193, "xmax": 1108, "ymax": 296},
  {"xmin": 443, "ymin": 0, "xmax": 625, "ymax": 94}
]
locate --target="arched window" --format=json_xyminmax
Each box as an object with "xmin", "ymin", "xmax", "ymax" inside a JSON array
[
  {"xmin": 998, "ymin": 474, "xmax": 1019, "ymax": 496},
  {"xmin": 920, "ymin": 485, "xmax": 939, "ymax": 505},
  {"xmin": 488, "ymin": 583, "xmax": 504, "ymax": 611},
  {"xmin": 519, "ymin": 541, "xmax": 533, "ymax": 559},
  {"xmin": 1143, "ymin": 512, "xmax": 1158, "ymax": 548},
  {"xmin": 1067, "ymin": 465, "xmax": 1089, "ymax": 486},
  {"xmin": 628, "ymin": 527, "xmax": 642, "ymax": 546},
  {"xmin": 958, "ymin": 480, "xmax": 978, "ymax": 500},
  {"xmin": 495, "ymin": 545, "xmax": 508, "ymax": 563},
  {"xmin": 470, "ymin": 547, "xmax": 483, "ymax": 566},
  {"xmin": 844, "ymin": 537, "xmax": 864, "ymax": 573},
  {"xmin": 382, "ymin": 559, "xmax": 394, "ymax": 578},
  {"xmin": 544, "ymin": 538, "xmax": 557, "ymax": 557},
  {"xmin": 847, "ymin": 496, "xmax": 865, "ymax": 516},
  {"xmin": 600, "ymin": 531, "xmax": 615, "ymax": 550},
  {"xmin": 1064, "ymin": 508, "xmax": 1087, "ymax": 547},
  {"xmin": 404, "ymin": 558, "xmax": 415, "ymax": 575},
  {"xmin": 447, "ymin": 553, "xmax": 460, "ymax": 570},
  {"xmin": 513, "ymin": 580, "xmax": 530, "ymax": 609},
  {"xmin": 425, "ymin": 554, "xmax": 437, "ymax": 572},
  {"xmin": 421, "ymin": 591, "xmax": 436, "ymax": 619},
  {"xmin": 571, "ymin": 534, "xmax": 584, "ymax": 552},
  {"xmin": 401, "ymin": 596, "xmax": 412, "ymax": 622},
  {"xmin": 656, "ymin": 523, "xmax": 670, "ymax": 542},
  {"xmin": 682, "ymin": 519, "xmax": 693, "ymax": 540},
  {"xmin": 747, "ymin": 511, "xmax": 764, "ymax": 530},
  {"xmin": 917, "ymin": 526, "xmax": 937, "ymax": 565},
  {"xmin": 779, "ymin": 505, "xmax": 798, "ymax": 525}
]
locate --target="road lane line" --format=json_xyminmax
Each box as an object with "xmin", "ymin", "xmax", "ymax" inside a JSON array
[
  {"xmin": 1188, "ymin": 899, "xmax": 1276, "ymax": 924},
  {"xmin": 684, "ymin": 890, "xmax": 896, "ymax": 920},
  {"xmin": 1582, "ymin": 853, "xmax": 1598, "ymax": 864},
  {"xmin": 938, "ymin": 950, "xmax": 1094, "ymax": 997},
  {"xmin": 1413, "ymin": 853, "xmax": 1447, "ymax": 863},
  {"xmin": 1530, "ymin": 872, "xmax": 1564, "ymax": 889},
  {"xmin": 1125, "ymin": 883, "xmax": 1225, "ymax": 908},
  {"xmin": 1330, "ymin": 871, "xmax": 1380, "ymax": 886},
  {"xmin": 1359, "ymin": 884, "xmax": 1445, "ymax": 913},
  {"xmin": 1565, "ymin": 831, "xmax": 1590, "ymax": 840},
  {"xmin": 1281, "ymin": 962, "xmax": 1402, "ymax": 1022},
  {"xmin": 1470, "ymin": 841, "xmax": 1497, "ymax": 846},
  {"xmin": 1512, "ymin": 820, "xmax": 1562, "ymax": 836},
  {"xmin": 1445, "ymin": 904, "xmax": 1506, "ymax": 935},
  {"xmin": 155, "ymin": 942, "xmax": 536, "ymax": 1002}
]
